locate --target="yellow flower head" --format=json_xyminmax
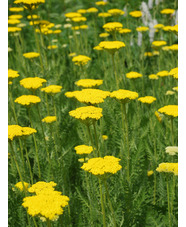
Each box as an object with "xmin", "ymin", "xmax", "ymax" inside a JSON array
[
  {"xmin": 22, "ymin": 190, "xmax": 69, "ymax": 221},
  {"xmin": 129, "ymin": 10, "xmax": 142, "ymax": 18},
  {"xmin": 98, "ymin": 41, "xmax": 125, "ymax": 54},
  {"xmin": 126, "ymin": 71, "xmax": 143, "ymax": 79},
  {"xmin": 168, "ymin": 44, "xmax": 178, "ymax": 51},
  {"xmin": 165, "ymin": 146, "xmax": 178, "ymax": 156},
  {"xmin": 160, "ymin": 9, "xmax": 175, "ymax": 15},
  {"xmin": 71, "ymin": 17, "xmax": 87, "ymax": 23},
  {"xmin": 77, "ymin": 9, "xmax": 87, "ymax": 14},
  {"xmin": 147, "ymin": 170, "xmax": 154, "ymax": 177},
  {"xmin": 9, "ymin": 15, "xmax": 23, "ymax": 19},
  {"xmin": 155, "ymin": 111, "xmax": 163, "ymax": 123},
  {"xmin": 65, "ymin": 12, "xmax": 82, "ymax": 18},
  {"xmin": 8, "ymin": 125, "xmax": 24, "ymax": 141},
  {"xmin": 69, "ymin": 106, "xmax": 103, "ymax": 125},
  {"xmin": 156, "ymin": 70, "xmax": 169, "ymax": 77},
  {"xmin": 8, "ymin": 27, "xmax": 22, "ymax": 33},
  {"xmin": 8, "ymin": 69, "xmax": 20, "ymax": 82},
  {"xmin": 165, "ymin": 90, "xmax": 175, "ymax": 96},
  {"xmin": 79, "ymin": 25, "xmax": 88, "ymax": 30},
  {"xmin": 8, "ymin": 19, "xmax": 21, "ymax": 24},
  {"xmin": 173, "ymin": 86, "xmax": 178, "ymax": 92},
  {"xmin": 9, "ymin": 7, "xmax": 24, "ymax": 12},
  {"xmin": 95, "ymin": 1, "xmax": 108, "ymax": 6},
  {"xmin": 75, "ymin": 79, "xmax": 103, "ymax": 88},
  {"xmin": 144, "ymin": 52, "xmax": 153, "ymax": 57},
  {"xmin": 110, "ymin": 89, "xmax": 139, "ymax": 103},
  {"xmin": 65, "ymin": 89, "xmax": 110, "ymax": 105},
  {"xmin": 41, "ymin": 85, "xmax": 62, "ymax": 94},
  {"xmin": 98, "ymin": 12, "xmax": 111, "ymax": 17},
  {"xmin": 28, "ymin": 181, "xmax": 57, "ymax": 194},
  {"xmin": 42, "ymin": 116, "xmax": 57, "ymax": 123},
  {"xmin": 102, "ymin": 135, "xmax": 108, "ymax": 140},
  {"xmin": 72, "ymin": 55, "xmax": 91, "ymax": 66},
  {"xmin": 119, "ymin": 28, "xmax": 132, "ymax": 34},
  {"xmin": 158, "ymin": 105, "xmax": 178, "ymax": 118},
  {"xmin": 108, "ymin": 9, "xmax": 125, "ymax": 16},
  {"xmin": 136, "ymin": 26, "xmax": 149, "ymax": 32},
  {"xmin": 81, "ymin": 156, "xmax": 122, "ymax": 177},
  {"xmin": 153, "ymin": 24, "xmax": 164, "ymax": 29},
  {"xmin": 87, "ymin": 7, "xmax": 98, "ymax": 13},
  {"xmin": 156, "ymin": 163, "xmax": 178, "ymax": 176},
  {"xmin": 13, "ymin": 181, "xmax": 30, "ymax": 191},
  {"xmin": 93, "ymin": 45, "xmax": 103, "ymax": 51},
  {"xmin": 14, "ymin": 95, "xmax": 41, "ymax": 106},
  {"xmin": 14, "ymin": 0, "xmax": 45, "ymax": 6},
  {"xmin": 22, "ymin": 127, "xmax": 37, "ymax": 137},
  {"xmin": 138, "ymin": 96, "xmax": 156, "ymax": 104},
  {"xmin": 103, "ymin": 22, "xmax": 123, "ymax": 32},
  {"xmin": 23, "ymin": 52, "xmax": 40, "ymax": 59},
  {"xmin": 27, "ymin": 14, "xmax": 39, "ymax": 19},
  {"xmin": 169, "ymin": 67, "xmax": 178, "ymax": 79},
  {"xmin": 47, "ymin": 45, "xmax": 58, "ymax": 49},
  {"xmin": 99, "ymin": 32, "xmax": 110, "ymax": 38},
  {"xmin": 69, "ymin": 52, "xmax": 76, "ymax": 57},
  {"xmin": 74, "ymin": 145, "xmax": 93, "ymax": 155},
  {"xmin": 152, "ymin": 41, "xmax": 167, "ymax": 49},
  {"xmin": 20, "ymin": 77, "xmax": 46, "ymax": 90}
]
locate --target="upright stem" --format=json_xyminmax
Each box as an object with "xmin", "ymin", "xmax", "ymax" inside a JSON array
[
  {"xmin": 103, "ymin": 180, "xmax": 117, "ymax": 227},
  {"xmin": 170, "ymin": 117, "xmax": 174, "ymax": 146},
  {"xmin": 99, "ymin": 178, "xmax": 106, "ymax": 227},
  {"xmin": 87, "ymin": 125, "xmax": 96, "ymax": 157},
  {"xmin": 111, "ymin": 53, "xmax": 119, "ymax": 89},
  {"xmin": 166, "ymin": 176, "xmax": 171, "ymax": 227},
  {"xmin": 93, "ymin": 122, "xmax": 100, "ymax": 157}
]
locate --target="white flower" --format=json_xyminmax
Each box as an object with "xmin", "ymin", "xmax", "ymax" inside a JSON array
[
  {"xmin": 148, "ymin": 0, "xmax": 153, "ymax": 9},
  {"xmin": 165, "ymin": 146, "xmax": 178, "ymax": 156},
  {"xmin": 137, "ymin": 32, "xmax": 143, "ymax": 46},
  {"xmin": 64, "ymin": 23, "xmax": 72, "ymax": 28}
]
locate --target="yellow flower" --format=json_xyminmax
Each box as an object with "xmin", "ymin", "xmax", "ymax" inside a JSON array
[
  {"xmin": 156, "ymin": 163, "xmax": 178, "ymax": 176},
  {"xmin": 138, "ymin": 96, "xmax": 156, "ymax": 104},
  {"xmin": 165, "ymin": 146, "xmax": 178, "ymax": 156},
  {"xmin": 98, "ymin": 41, "xmax": 125, "ymax": 54},
  {"xmin": 8, "ymin": 69, "xmax": 20, "ymax": 82},
  {"xmin": 155, "ymin": 111, "xmax": 163, "ymax": 123},
  {"xmin": 71, "ymin": 17, "xmax": 87, "ymax": 22},
  {"xmin": 23, "ymin": 52, "xmax": 40, "ymax": 59},
  {"xmin": 93, "ymin": 45, "xmax": 103, "ymax": 51},
  {"xmin": 9, "ymin": 7, "xmax": 24, "ymax": 12},
  {"xmin": 14, "ymin": 0, "xmax": 45, "ymax": 6},
  {"xmin": 9, "ymin": 15, "xmax": 23, "ymax": 19},
  {"xmin": 98, "ymin": 12, "xmax": 111, "ymax": 18},
  {"xmin": 77, "ymin": 9, "xmax": 87, "ymax": 14},
  {"xmin": 53, "ymin": 30, "xmax": 61, "ymax": 34},
  {"xmin": 173, "ymin": 86, "xmax": 178, "ymax": 92},
  {"xmin": 95, "ymin": 1, "xmax": 108, "ymax": 6},
  {"xmin": 152, "ymin": 41, "xmax": 167, "ymax": 48},
  {"xmin": 65, "ymin": 12, "xmax": 82, "ymax": 18},
  {"xmin": 41, "ymin": 85, "xmax": 62, "ymax": 94},
  {"xmin": 79, "ymin": 25, "xmax": 88, "ymax": 30},
  {"xmin": 13, "ymin": 182, "xmax": 30, "ymax": 191},
  {"xmin": 102, "ymin": 135, "xmax": 108, "ymax": 140},
  {"xmin": 169, "ymin": 67, "xmax": 178, "ymax": 79},
  {"xmin": 129, "ymin": 10, "xmax": 142, "ymax": 18},
  {"xmin": 22, "ymin": 190, "xmax": 69, "ymax": 221},
  {"xmin": 158, "ymin": 105, "xmax": 178, "ymax": 118},
  {"xmin": 87, "ymin": 7, "xmax": 98, "ymax": 13},
  {"xmin": 160, "ymin": 9, "xmax": 175, "ymax": 15},
  {"xmin": 136, "ymin": 26, "xmax": 149, "ymax": 32},
  {"xmin": 110, "ymin": 89, "xmax": 139, "ymax": 103},
  {"xmin": 168, "ymin": 44, "xmax": 178, "ymax": 51},
  {"xmin": 103, "ymin": 22, "xmax": 123, "ymax": 32},
  {"xmin": 47, "ymin": 45, "xmax": 58, "ymax": 49},
  {"xmin": 8, "ymin": 27, "xmax": 22, "ymax": 33},
  {"xmin": 78, "ymin": 158, "xmax": 89, "ymax": 163},
  {"xmin": 165, "ymin": 90, "xmax": 175, "ymax": 95},
  {"xmin": 147, "ymin": 170, "xmax": 154, "ymax": 177},
  {"xmin": 107, "ymin": 9, "xmax": 125, "ymax": 16},
  {"xmin": 81, "ymin": 156, "xmax": 122, "ymax": 177},
  {"xmin": 74, "ymin": 145, "xmax": 93, "ymax": 155},
  {"xmin": 8, "ymin": 19, "xmax": 21, "ymax": 24},
  {"xmin": 17, "ymin": 23, "xmax": 27, "ymax": 28},
  {"xmin": 153, "ymin": 24, "xmax": 164, "ymax": 29},
  {"xmin": 144, "ymin": 52, "xmax": 153, "ymax": 57},
  {"xmin": 119, "ymin": 28, "xmax": 132, "ymax": 34},
  {"xmin": 156, "ymin": 70, "xmax": 169, "ymax": 77},
  {"xmin": 69, "ymin": 106, "xmax": 103, "ymax": 124},
  {"xmin": 8, "ymin": 125, "xmax": 24, "ymax": 141},
  {"xmin": 14, "ymin": 95, "xmax": 41, "ymax": 106},
  {"xmin": 20, "ymin": 77, "xmax": 46, "ymax": 90},
  {"xmin": 72, "ymin": 55, "xmax": 91, "ymax": 66},
  {"xmin": 65, "ymin": 89, "xmax": 110, "ymax": 105},
  {"xmin": 28, "ymin": 181, "xmax": 57, "ymax": 194},
  {"xmin": 42, "ymin": 116, "xmax": 57, "ymax": 123},
  {"xmin": 152, "ymin": 51, "xmax": 160, "ymax": 56},
  {"xmin": 99, "ymin": 32, "xmax": 110, "ymax": 38},
  {"xmin": 27, "ymin": 14, "xmax": 39, "ymax": 19},
  {"xmin": 75, "ymin": 79, "xmax": 103, "ymax": 88},
  {"xmin": 126, "ymin": 71, "xmax": 143, "ymax": 79}
]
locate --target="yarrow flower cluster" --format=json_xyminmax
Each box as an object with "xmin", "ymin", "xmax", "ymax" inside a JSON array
[
  {"xmin": 14, "ymin": 0, "xmax": 45, "ymax": 6},
  {"xmin": 74, "ymin": 145, "xmax": 93, "ymax": 155},
  {"xmin": 129, "ymin": 10, "xmax": 142, "ymax": 18},
  {"xmin": 136, "ymin": 26, "xmax": 149, "ymax": 32},
  {"xmin": 156, "ymin": 163, "xmax": 178, "ymax": 176},
  {"xmin": 160, "ymin": 9, "xmax": 175, "ymax": 15},
  {"xmin": 158, "ymin": 105, "xmax": 178, "ymax": 118},
  {"xmin": 107, "ymin": 9, "xmax": 125, "ymax": 16},
  {"xmin": 157, "ymin": 70, "xmax": 169, "ymax": 77},
  {"xmin": 149, "ymin": 74, "xmax": 159, "ymax": 80},
  {"xmin": 42, "ymin": 116, "xmax": 57, "ymax": 123},
  {"xmin": 8, "ymin": 69, "xmax": 20, "ymax": 82},
  {"xmin": 152, "ymin": 41, "xmax": 167, "ymax": 48},
  {"xmin": 75, "ymin": 79, "xmax": 103, "ymax": 88},
  {"xmin": 110, "ymin": 89, "xmax": 139, "ymax": 103},
  {"xmin": 14, "ymin": 95, "xmax": 41, "ymax": 106},
  {"xmin": 69, "ymin": 106, "xmax": 103, "ymax": 125},
  {"xmin": 41, "ymin": 85, "xmax": 62, "ymax": 94},
  {"xmin": 165, "ymin": 146, "xmax": 178, "ymax": 156},
  {"xmin": 81, "ymin": 156, "xmax": 122, "ymax": 178},
  {"xmin": 22, "ymin": 181, "xmax": 69, "ymax": 221},
  {"xmin": 65, "ymin": 89, "xmax": 110, "ymax": 105},
  {"xmin": 8, "ymin": 125, "xmax": 37, "ymax": 141},
  {"xmin": 169, "ymin": 67, "xmax": 178, "ymax": 79},
  {"xmin": 126, "ymin": 71, "xmax": 143, "ymax": 79},
  {"xmin": 20, "ymin": 77, "xmax": 46, "ymax": 90},
  {"xmin": 23, "ymin": 52, "xmax": 40, "ymax": 59},
  {"xmin": 8, "ymin": 27, "xmax": 22, "ymax": 33},
  {"xmin": 13, "ymin": 181, "xmax": 30, "ymax": 191},
  {"xmin": 72, "ymin": 55, "xmax": 91, "ymax": 66},
  {"xmin": 119, "ymin": 28, "xmax": 132, "ymax": 34},
  {"xmin": 138, "ymin": 96, "xmax": 156, "ymax": 104},
  {"xmin": 98, "ymin": 41, "xmax": 125, "ymax": 54},
  {"xmin": 103, "ymin": 22, "xmax": 123, "ymax": 32}
]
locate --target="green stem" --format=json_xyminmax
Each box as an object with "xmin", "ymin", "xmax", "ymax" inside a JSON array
[
  {"xmin": 99, "ymin": 178, "xmax": 106, "ymax": 227},
  {"xmin": 93, "ymin": 122, "xmax": 100, "ymax": 156},
  {"xmin": 171, "ymin": 117, "xmax": 174, "ymax": 146},
  {"xmin": 47, "ymin": 219, "xmax": 51, "ymax": 227},
  {"xmin": 111, "ymin": 53, "xmax": 119, "ymax": 89},
  {"xmin": 166, "ymin": 176, "xmax": 171, "ymax": 227},
  {"xmin": 103, "ymin": 180, "xmax": 117, "ymax": 227},
  {"xmin": 87, "ymin": 125, "xmax": 96, "ymax": 157}
]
